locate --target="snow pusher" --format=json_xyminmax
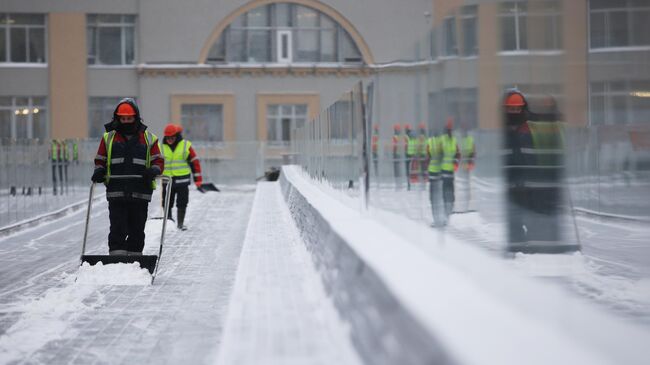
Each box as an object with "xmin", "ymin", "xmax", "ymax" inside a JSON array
[
  {"xmin": 80, "ymin": 175, "xmax": 173, "ymax": 284},
  {"xmin": 197, "ymin": 182, "xmax": 220, "ymax": 192}
]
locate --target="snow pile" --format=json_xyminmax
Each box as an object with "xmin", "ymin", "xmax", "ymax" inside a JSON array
[
  {"xmin": 0, "ymin": 274, "xmax": 103, "ymax": 363},
  {"xmin": 76, "ymin": 262, "xmax": 152, "ymax": 285}
]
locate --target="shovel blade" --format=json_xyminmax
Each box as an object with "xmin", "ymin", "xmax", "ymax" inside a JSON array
[
  {"xmin": 80, "ymin": 255, "xmax": 158, "ymax": 275},
  {"xmin": 199, "ymin": 183, "xmax": 220, "ymax": 192}
]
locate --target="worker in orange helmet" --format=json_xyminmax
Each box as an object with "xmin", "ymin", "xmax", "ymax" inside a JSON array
[
  {"xmin": 438, "ymin": 117, "xmax": 460, "ymax": 222},
  {"xmin": 92, "ymin": 98, "xmax": 164, "ymax": 255},
  {"xmin": 404, "ymin": 123, "xmax": 418, "ymax": 190},
  {"xmin": 417, "ymin": 123, "xmax": 428, "ymax": 182},
  {"xmin": 161, "ymin": 123, "xmax": 203, "ymax": 231},
  {"xmin": 391, "ymin": 124, "xmax": 402, "ymax": 186}
]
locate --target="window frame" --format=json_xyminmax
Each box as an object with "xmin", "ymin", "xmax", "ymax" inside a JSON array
[
  {"xmin": 0, "ymin": 13, "xmax": 47, "ymax": 64},
  {"xmin": 207, "ymin": 3, "xmax": 362, "ymax": 64},
  {"xmin": 266, "ymin": 103, "xmax": 308, "ymax": 146},
  {"xmin": 589, "ymin": 0, "xmax": 650, "ymax": 51},
  {"xmin": 86, "ymin": 14, "xmax": 137, "ymax": 66},
  {"xmin": 180, "ymin": 103, "xmax": 226, "ymax": 143},
  {"xmin": 0, "ymin": 96, "xmax": 48, "ymax": 139}
]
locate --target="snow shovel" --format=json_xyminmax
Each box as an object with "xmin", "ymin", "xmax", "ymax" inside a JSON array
[
  {"xmin": 80, "ymin": 175, "xmax": 172, "ymax": 284},
  {"xmin": 198, "ymin": 182, "xmax": 220, "ymax": 192}
]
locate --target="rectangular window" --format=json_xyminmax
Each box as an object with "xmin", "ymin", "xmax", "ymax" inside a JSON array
[
  {"xmin": 267, "ymin": 104, "xmax": 307, "ymax": 145},
  {"xmin": 590, "ymin": 0, "xmax": 650, "ymax": 49},
  {"xmin": 590, "ymin": 80, "xmax": 650, "ymax": 125},
  {"xmin": 88, "ymin": 97, "xmax": 133, "ymax": 138},
  {"xmin": 180, "ymin": 104, "xmax": 224, "ymax": 142},
  {"xmin": 461, "ymin": 6, "xmax": 478, "ymax": 56},
  {"xmin": 0, "ymin": 96, "xmax": 48, "ymax": 139},
  {"xmin": 499, "ymin": 2, "xmax": 563, "ymax": 51},
  {"xmin": 87, "ymin": 14, "xmax": 136, "ymax": 65},
  {"xmin": 0, "ymin": 14, "xmax": 46, "ymax": 63},
  {"xmin": 443, "ymin": 16, "xmax": 458, "ymax": 56}
]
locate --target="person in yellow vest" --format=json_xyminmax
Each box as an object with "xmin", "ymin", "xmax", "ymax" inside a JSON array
[
  {"xmin": 50, "ymin": 139, "xmax": 59, "ymax": 195},
  {"xmin": 91, "ymin": 98, "xmax": 163, "ymax": 255},
  {"xmin": 457, "ymin": 123, "xmax": 477, "ymax": 213},
  {"xmin": 439, "ymin": 117, "xmax": 460, "ymax": 220},
  {"xmin": 404, "ymin": 124, "xmax": 418, "ymax": 190},
  {"xmin": 417, "ymin": 123, "xmax": 428, "ymax": 183},
  {"xmin": 391, "ymin": 124, "xmax": 402, "ymax": 187},
  {"xmin": 427, "ymin": 131, "xmax": 444, "ymax": 226},
  {"xmin": 161, "ymin": 123, "xmax": 203, "ymax": 231},
  {"xmin": 61, "ymin": 139, "xmax": 70, "ymax": 194}
]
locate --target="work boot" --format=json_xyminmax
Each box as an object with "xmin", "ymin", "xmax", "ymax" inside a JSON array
[{"xmin": 177, "ymin": 208, "xmax": 187, "ymax": 231}]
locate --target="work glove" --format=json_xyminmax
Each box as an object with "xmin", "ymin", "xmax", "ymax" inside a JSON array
[
  {"xmin": 91, "ymin": 168, "xmax": 106, "ymax": 183},
  {"xmin": 142, "ymin": 167, "xmax": 159, "ymax": 186},
  {"xmin": 195, "ymin": 182, "xmax": 205, "ymax": 193}
]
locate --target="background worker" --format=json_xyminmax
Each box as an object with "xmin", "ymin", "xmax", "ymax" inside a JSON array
[
  {"xmin": 427, "ymin": 130, "xmax": 443, "ymax": 226},
  {"xmin": 439, "ymin": 117, "xmax": 460, "ymax": 219},
  {"xmin": 161, "ymin": 123, "xmax": 203, "ymax": 231},
  {"xmin": 49, "ymin": 139, "xmax": 59, "ymax": 195},
  {"xmin": 417, "ymin": 123, "xmax": 428, "ymax": 183},
  {"xmin": 371, "ymin": 124, "xmax": 379, "ymax": 178},
  {"xmin": 404, "ymin": 124, "xmax": 418, "ymax": 190},
  {"xmin": 91, "ymin": 98, "xmax": 163, "ymax": 255},
  {"xmin": 391, "ymin": 124, "xmax": 402, "ymax": 187}
]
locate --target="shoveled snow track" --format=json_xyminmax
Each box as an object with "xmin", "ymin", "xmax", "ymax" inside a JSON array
[
  {"xmin": 216, "ymin": 181, "xmax": 361, "ymax": 365},
  {"xmin": 0, "ymin": 187, "xmax": 255, "ymax": 364}
]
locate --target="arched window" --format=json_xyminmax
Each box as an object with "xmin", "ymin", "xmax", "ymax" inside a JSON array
[{"xmin": 207, "ymin": 3, "xmax": 362, "ymax": 64}]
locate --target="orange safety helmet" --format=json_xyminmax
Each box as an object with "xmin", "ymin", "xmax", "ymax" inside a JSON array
[
  {"xmin": 393, "ymin": 124, "xmax": 401, "ymax": 132},
  {"xmin": 404, "ymin": 123, "xmax": 412, "ymax": 131},
  {"xmin": 175, "ymin": 124, "xmax": 184, "ymax": 133},
  {"xmin": 116, "ymin": 103, "xmax": 136, "ymax": 116},
  {"xmin": 445, "ymin": 117, "xmax": 454, "ymax": 130},
  {"xmin": 504, "ymin": 92, "xmax": 526, "ymax": 107},
  {"xmin": 164, "ymin": 124, "xmax": 178, "ymax": 137},
  {"xmin": 418, "ymin": 122, "xmax": 426, "ymax": 131}
]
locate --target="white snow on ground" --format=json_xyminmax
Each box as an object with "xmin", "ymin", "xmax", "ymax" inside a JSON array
[
  {"xmin": 216, "ymin": 182, "xmax": 361, "ymax": 365},
  {"xmin": 0, "ymin": 272, "xmax": 103, "ymax": 363},
  {"xmin": 284, "ymin": 165, "xmax": 650, "ymax": 365},
  {"xmin": 0, "ymin": 187, "xmax": 255, "ymax": 364},
  {"xmin": 76, "ymin": 262, "xmax": 153, "ymax": 285}
]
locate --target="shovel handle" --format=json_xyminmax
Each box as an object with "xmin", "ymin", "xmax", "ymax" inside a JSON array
[{"xmin": 80, "ymin": 175, "xmax": 172, "ymax": 264}]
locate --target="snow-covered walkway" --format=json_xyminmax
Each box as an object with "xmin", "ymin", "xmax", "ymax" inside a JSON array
[
  {"xmin": 216, "ymin": 182, "xmax": 360, "ymax": 365},
  {"xmin": 0, "ymin": 187, "xmax": 255, "ymax": 364}
]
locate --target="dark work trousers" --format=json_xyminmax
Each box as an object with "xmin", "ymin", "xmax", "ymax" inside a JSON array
[
  {"xmin": 429, "ymin": 173, "xmax": 443, "ymax": 226},
  {"xmin": 108, "ymin": 200, "xmax": 149, "ymax": 253},
  {"xmin": 51, "ymin": 161, "xmax": 58, "ymax": 195},
  {"xmin": 405, "ymin": 156, "xmax": 413, "ymax": 190},
  {"xmin": 162, "ymin": 183, "xmax": 189, "ymax": 217},
  {"xmin": 442, "ymin": 175, "xmax": 455, "ymax": 217}
]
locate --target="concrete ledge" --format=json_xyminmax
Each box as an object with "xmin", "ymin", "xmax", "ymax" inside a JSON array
[
  {"xmin": 279, "ymin": 170, "xmax": 454, "ymax": 365},
  {"xmin": 279, "ymin": 165, "xmax": 650, "ymax": 365}
]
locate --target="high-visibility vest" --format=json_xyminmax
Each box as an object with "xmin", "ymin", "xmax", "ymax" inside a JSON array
[
  {"xmin": 371, "ymin": 134, "xmax": 379, "ymax": 155},
  {"xmin": 439, "ymin": 134, "xmax": 458, "ymax": 172},
  {"xmin": 104, "ymin": 130, "xmax": 157, "ymax": 188},
  {"xmin": 427, "ymin": 136, "xmax": 441, "ymax": 173},
  {"xmin": 406, "ymin": 135, "xmax": 418, "ymax": 157},
  {"xmin": 62, "ymin": 142, "xmax": 69, "ymax": 161},
  {"xmin": 462, "ymin": 135, "xmax": 475, "ymax": 158},
  {"xmin": 162, "ymin": 140, "xmax": 192, "ymax": 177},
  {"xmin": 527, "ymin": 121, "xmax": 564, "ymax": 167},
  {"xmin": 50, "ymin": 140, "xmax": 58, "ymax": 161},
  {"xmin": 418, "ymin": 134, "xmax": 427, "ymax": 156}
]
